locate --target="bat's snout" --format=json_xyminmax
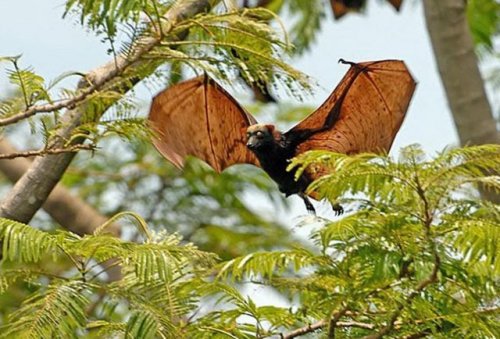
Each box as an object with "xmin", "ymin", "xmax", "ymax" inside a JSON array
[
  {"xmin": 246, "ymin": 135, "xmax": 258, "ymax": 150},
  {"xmin": 246, "ymin": 140, "xmax": 257, "ymax": 150}
]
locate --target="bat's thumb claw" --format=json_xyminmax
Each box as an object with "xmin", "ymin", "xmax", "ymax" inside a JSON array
[{"xmin": 338, "ymin": 58, "xmax": 357, "ymax": 67}]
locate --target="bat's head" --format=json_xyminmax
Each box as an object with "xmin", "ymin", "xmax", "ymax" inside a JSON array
[{"xmin": 246, "ymin": 124, "xmax": 280, "ymax": 152}]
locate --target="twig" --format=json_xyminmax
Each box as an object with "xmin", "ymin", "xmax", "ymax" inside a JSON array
[
  {"xmin": 12, "ymin": 59, "xmax": 30, "ymax": 108},
  {"xmin": 282, "ymin": 306, "xmax": 499, "ymax": 339},
  {"xmin": 282, "ymin": 320, "xmax": 326, "ymax": 339},
  {"xmin": 89, "ymin": 259, "xmax": 122, "ymax": 282},
  {"xmin": 0, "ymin": 36, "xmax": 157, "ymax": 128},
  {"xmin": 0, "ymin": 139, "xmax": 121, "ymax": 239},
  {"xmin": 282, "ymin": 319, "xmax": 375, "ymax": 338},
  {"xmin": 337, "ymin": 321, "xmax": 375, "ymax": 330},
  {"xmin": 0, "ymin": 29, "xmax": 159, "ymax": 127},
  {"xmin": 0, "ymin": 90, "xmax": 96, "ymax": 127},
  {"xmin": 0, "ymin": 144, "xmax": 95, "ymax": 160}
]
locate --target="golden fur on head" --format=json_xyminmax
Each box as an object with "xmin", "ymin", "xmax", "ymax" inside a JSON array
[
  {"xmin": 247, "ymin": 124, "xmax": 271, "ymax": 134},
  {"xmin": 247, "ymin": 124, "xmax": 281, "ymax": 140}
]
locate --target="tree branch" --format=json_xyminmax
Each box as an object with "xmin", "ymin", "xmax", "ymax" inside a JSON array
[
  {"xmin": 423, "ymin": 0, "xmax": 499, "ymax": 146},
  {"xmin": 282, "ymin": 320, "xmax": 326, "ymax": 339},
  {"xmin": 0, "ymin": 0, "xmax": 216, "ymax": 223},
  {"xmin": 281, "ymin": 306, "xmax": 499, "ymax": 339},
  {"xmin": 337, "ymin": 321, "xmax": 374, "ymax": 331},
  {"xmin": 282, "ymin": 319, "xmax": 376, "ymax": 339},
  {"xmin": 0, "ymin": 86, "xmax": 107, "ymax": 127},
  {"xmin": 0, "ymin": 142, "xmax": 95, "ymax": 160}
]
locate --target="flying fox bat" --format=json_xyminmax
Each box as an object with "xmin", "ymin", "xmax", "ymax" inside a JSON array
[{"xmin": 148, "ymin": 59, "xmax": 416, "ymax": 214}]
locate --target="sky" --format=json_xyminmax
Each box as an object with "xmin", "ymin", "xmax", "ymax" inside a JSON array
[{"xmin": 1, "ymin": 0, "xmax": 465, "ymax": 151}]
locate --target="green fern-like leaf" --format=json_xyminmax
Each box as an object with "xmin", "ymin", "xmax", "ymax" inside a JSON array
[
  {"xmin": 217, "ymin": 247, "xmax": 323, "ymax": 279},
  {"xmin": 124, "ymin": 310, "xmax": 159, "ymax": 339},
  {"xmin": 0, "ymin": 56, "xmax": 50, "ymax": 111},
  {"xmin": 0, "ymin": 218, "xmax": 59, "ymax": 263},
  {"xmin": 2, "ymin": 280, "xmax": 90, "ymax": 338}
]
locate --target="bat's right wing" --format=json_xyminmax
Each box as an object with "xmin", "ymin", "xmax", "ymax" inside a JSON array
[
  {"xmin": 289, "ymin": 60, "xmax": 416, "ymax": 156},
  {"xmin": 148, "ymin": 75, "xmax": 259, "ymax": 173},
  {"xmin": 287, "ymin": 60, "xmax": 416, "ymax": 185}
]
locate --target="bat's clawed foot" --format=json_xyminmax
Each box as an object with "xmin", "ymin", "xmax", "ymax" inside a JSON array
[
  {"xmin": 299, "ymin": 193, "xmax": 317, "ymax": 215},
  {"xmin": 331, "ymin": 203, "xmax": 344, "ymax": 216}
]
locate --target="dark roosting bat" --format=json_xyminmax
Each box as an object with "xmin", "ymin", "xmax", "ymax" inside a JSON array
[
  {"xmin": 330, "ymin": 0, "xmax": 403, "ymax": 20},
  {"xmin": 148, "ymin": 59, "xmax": 416, "ymax": 214}
]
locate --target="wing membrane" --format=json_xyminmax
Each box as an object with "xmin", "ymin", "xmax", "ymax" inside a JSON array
[
  {"xmin": 289, "ymin": 60, "xmax": 416, "ymax": 181},
  {"xmin": 148, "ymin": 75, "xmax": 259, "ymax": 172}
]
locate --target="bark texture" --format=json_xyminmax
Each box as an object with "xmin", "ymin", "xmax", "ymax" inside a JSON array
[{"xmin": 0, "ymin": 0, "xmax": 214, "ymax": 223}]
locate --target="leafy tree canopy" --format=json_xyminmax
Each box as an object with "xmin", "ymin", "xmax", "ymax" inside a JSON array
[{"xmin": 1, "ymin": 144, "xmax": 498, "ymax": 338}]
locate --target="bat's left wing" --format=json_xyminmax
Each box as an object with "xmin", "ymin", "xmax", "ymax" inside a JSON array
[
  {"xmin": 286, "ymin": 59, "xmax": 416, "ymax": 180},
  {"xmin": 148, "ymin": 75, "xmax": 259, "ymax": 172}
]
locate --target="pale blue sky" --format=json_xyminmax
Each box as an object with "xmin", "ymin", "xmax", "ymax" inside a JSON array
[{"xmin": 1, "ymin": 0, "xmax": 465, "ymax": 152}]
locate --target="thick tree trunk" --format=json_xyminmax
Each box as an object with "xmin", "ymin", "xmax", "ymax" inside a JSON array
[
  {"xmin": 0, "ymin": 0, "xmax": 214, "ymax": 223},
  {"xmin": 423, "ymin": 0, "xmax": 499, "ymax": 203},
  {"xmin": 423, "ymin": 0, "xmax": 498, "ymax": 146}
]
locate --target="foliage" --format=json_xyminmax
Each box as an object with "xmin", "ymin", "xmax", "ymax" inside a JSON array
[
  {"xmin": 0, "ymin": 213, "xmax": 215, "ymax": 338},
  {"xmin": 273, "ymin": 0, "xmax": 326, "ymax": 55},
  {"xmin": 2, "ymin": 0, "xmax": 497, "ymax": 145},
  {"xmin": 1, "ymin": 145, "xmax": 499, "ymax": 338},
  {"xmin": 467, "ymin": 0, "xmax": 500, "ymax": 54}
]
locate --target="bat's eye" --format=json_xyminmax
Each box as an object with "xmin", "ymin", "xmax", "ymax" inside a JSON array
[
  {"xmin": 256, "ymin": 131, "xmax": 264, "ymax": 137},
  {"xmin": 246, "ymin": 132, "xmax": 251, "ymax": 138}
]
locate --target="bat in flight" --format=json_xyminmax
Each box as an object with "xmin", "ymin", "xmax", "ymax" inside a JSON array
[{"xmin": 148, "ymin": 59, "xmax": 416, "ymax": 214}]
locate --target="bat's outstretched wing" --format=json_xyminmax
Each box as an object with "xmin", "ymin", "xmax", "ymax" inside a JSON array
[
  {"xmin": 148, "ymin": 75, "xmax": 259, "ymax": 172},
  {"xmin": 286, "ymin": 59, "xmax": 416, "ymax": 179}
]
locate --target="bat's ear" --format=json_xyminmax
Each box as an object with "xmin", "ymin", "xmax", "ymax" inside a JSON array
[
  {"xmin": 265, "ymin": 124, "xmax": 282, "ymax": 141},
  {"xmin": 265, "ymin": 124, "xmax": 275, "ymax": 133}
]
